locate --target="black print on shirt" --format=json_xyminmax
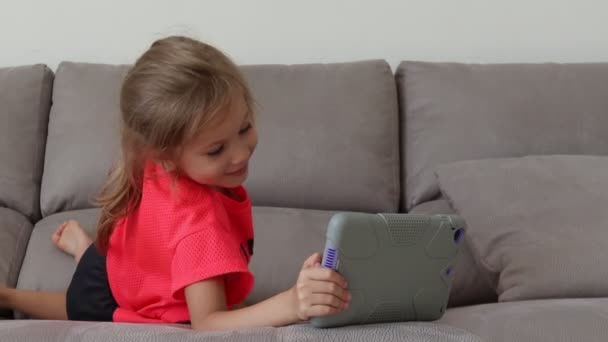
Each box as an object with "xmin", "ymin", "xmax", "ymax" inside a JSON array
[{"xmin": 240, "ymin": 238, "xmax": 254, "ymax": 262}]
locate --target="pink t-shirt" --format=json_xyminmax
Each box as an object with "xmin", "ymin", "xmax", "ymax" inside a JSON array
[{"xmin": 106, "ymin": 162, "xmax": 254, "ymax": 323}]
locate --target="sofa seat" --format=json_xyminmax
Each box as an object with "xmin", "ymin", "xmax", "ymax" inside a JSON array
[
  {"xmin": 440, "ymin": 298, "xmax": 608, "ymax": 342},
  {"xmin": 0, "ymin": 320, "xmax": 482, "ymax": 342}
]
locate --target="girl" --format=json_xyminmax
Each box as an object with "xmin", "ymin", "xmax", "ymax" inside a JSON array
[{"xmin": 0, "ymin": 36, "xmax": 351, "ymax": 330}]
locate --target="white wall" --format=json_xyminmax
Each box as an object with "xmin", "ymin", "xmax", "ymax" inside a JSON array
[{"xmin": 1, "ymin": 0, "xmax": 608, "ymax": 70}]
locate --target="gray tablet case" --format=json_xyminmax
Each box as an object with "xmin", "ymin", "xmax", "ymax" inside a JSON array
[{"xmin": 310, "ymin": 213, "xmax": 466, "ymax": 328}]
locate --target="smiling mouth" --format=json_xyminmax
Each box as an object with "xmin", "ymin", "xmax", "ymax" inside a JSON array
[{"xmin": 226, "ymin": 165, "xmax": 248, "ymax": 176}]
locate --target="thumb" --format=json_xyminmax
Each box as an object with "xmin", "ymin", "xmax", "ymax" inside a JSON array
[{"xmin": 302, "ymin": 252, "xmax": 322, "ymax": 269}]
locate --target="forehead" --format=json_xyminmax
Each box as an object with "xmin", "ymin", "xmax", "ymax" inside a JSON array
[{"xmin": 190, "ymin": 95, "xmax": 250, "ymax": 145}]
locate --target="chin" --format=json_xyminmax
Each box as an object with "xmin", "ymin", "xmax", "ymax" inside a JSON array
[{"xmin": 219, "ymin": 176, "xmax": 247, "ymax": 189}]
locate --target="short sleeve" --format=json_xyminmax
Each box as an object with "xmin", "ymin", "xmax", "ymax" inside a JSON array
[{"xmin": 171, "ymin": 228, "xmax": 254, "ymax": 307}]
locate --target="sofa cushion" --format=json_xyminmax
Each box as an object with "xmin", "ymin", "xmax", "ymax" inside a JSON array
[
  {"xmin": 0, "ymin": 208, "xmax": 32, "ymax": 288},
  {"xmin": 436, "ymin": 155, "xmax": 608, "ymax": 302},
  {"xmin": 40, "ymin": 60, "xmax": 400, "ymax": 217},
  {"xmin": 441, "ymin": 298, "xmax": 608, "ymax": 342},
  {"xmin": 242, "ymin": 60, "xmax": 400, "ymax": 213},
  {"xmin": 248, "ymin": 207, "xmax": 335, "ymax": 303},
  {"xmin": 14, "ymin": 208, "xmax": 99, "ymax": 318},
  {"xmin": 397, "ymin": 61, "xmax": 608, "ymax": 210},
  {"xmin": 0, "ymin": 208, "xmax": 33, "ymax": 318},
  {"xmin": 16, "ymin": 209, "xmax": 99, "ymax": 294},
  {"xmin": 40, "ymin": 62, "xmax": 128, "ymax": 217},
  {"xmin": 0, "ymin": 64, "xmax": 53, "ymax": 220},
  {"xmin": 0, "ymin": 320, "xmax": 482, "ymax": 342},
  {"xmin": 409, "ymin": 200, "xmax": 496, "ymax": 308}
]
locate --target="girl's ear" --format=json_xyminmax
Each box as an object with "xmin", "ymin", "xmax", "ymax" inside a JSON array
[
  {"xmin": 159, "ymin": 160, "xmax": 177, "ymax": 172},
  {"xmin": 149, "ymin": 148, "xmax": 177, "ymax": 172}
]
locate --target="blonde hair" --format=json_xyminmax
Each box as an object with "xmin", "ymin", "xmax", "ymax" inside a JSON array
[{"xmin": 96, "ymin": 36, "xmax": 253, "ymax": 252}]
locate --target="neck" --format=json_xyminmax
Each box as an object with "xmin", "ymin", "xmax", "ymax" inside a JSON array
[{"xmin": 210, "ymin": 186, "xmax": 240, "ymax": 200}]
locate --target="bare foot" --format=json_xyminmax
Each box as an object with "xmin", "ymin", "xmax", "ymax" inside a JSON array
[{"xmin": 51, "ymin": 220, "xmax": 93, "ymax": 263}]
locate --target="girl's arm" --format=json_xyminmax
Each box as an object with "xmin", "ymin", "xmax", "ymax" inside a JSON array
[{"xmin": 185, "ymin": 253, "xmax": 351, "ymax": 331}]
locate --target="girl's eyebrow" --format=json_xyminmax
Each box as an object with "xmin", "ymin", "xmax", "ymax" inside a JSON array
[
  {"xmin": 201, "ymin": 108, "xmax": 252, "ymax": 148},
  {"xmin": 204, "ymin": 140, "xmax": 225, "ymax": 149}
]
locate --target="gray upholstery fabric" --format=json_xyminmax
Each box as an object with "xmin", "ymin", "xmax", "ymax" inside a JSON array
[
  {"xmin": 0, "ymin": 64, "xmax": 53, "ymax": 221},
  {"xmin": 437, "ymin": 155, "xmax": 608, "ymax": 302},
  {"xmin": 440, "ymin": 298, "xmax": 608, "ymax": 342},
  {"xmin": 409, "ymin": 200, "xmax": 496, "ymax": 307},
  {"xmin": 40, "ymin": 60, "xmax": 400, "ymax": 217},
  {"xmin": 242, "ymin": 60, "xmax": 400, "ymax": 213},
  {"xmin": 248, "ymin": 207, "xmax": 335, "ymax": 304},
  {"xmin": 0, "ymin": 209, "xmax": 32, "ymax": 288},
  {"xmin": 0, "ymin": 208, "xmax": 33, "ymax": 318},
  {"xmin": 397, "ymin": 61, "xmax": 608, "ymax": 210},
  {"xmin": 0, "ymin": 320, "xmax": 483, "ymax": 342},
  {"xmin": 40, "ymin": 62, "xmax": 129, "ymax": 217},
  {"xmin": 14, "ymin": 209, "xmax": 99, "ymax": 319},
  {"xmin": 16, "ymin": 209, "xmax": 99, "ymax": 293}
]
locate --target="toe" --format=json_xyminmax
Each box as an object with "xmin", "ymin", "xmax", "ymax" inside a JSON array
[
  {"xmin": 52, "ymin": 222, "xmax": 67, "ymax": 243},
  {"xmin": 57, "ymin": 221, "xmax": 68, "ymax": 232}
]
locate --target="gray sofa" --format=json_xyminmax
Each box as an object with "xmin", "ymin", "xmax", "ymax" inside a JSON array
[{"xmin": 0, "ymin": 59, "xmax": 607, "ymax": 342}]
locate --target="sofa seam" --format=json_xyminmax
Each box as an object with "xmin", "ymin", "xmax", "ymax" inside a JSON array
[
  {"xmin": 35, "ymin": 66, "xmax": 53, "ymax": 220},
  {"xmin": 390, "ymin": 69, "xmax": 400, "ymax": 214}
]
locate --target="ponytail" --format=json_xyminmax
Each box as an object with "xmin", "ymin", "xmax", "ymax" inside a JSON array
[{"xmin": 95, "ymin": 146, "xmax": 144, "ymax": 253}]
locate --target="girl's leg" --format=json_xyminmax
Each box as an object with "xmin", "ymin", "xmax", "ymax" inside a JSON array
[
  {"xmin": 0, "ymin": 287, "xmax": 67, "ymax": 320},
  {"xmin": 0, "ymin": 220, "xmax": 93, "ymax": 320},
  {"xmin": 52, "ymin": 220, "xmax": 93, "ymax": 263}
]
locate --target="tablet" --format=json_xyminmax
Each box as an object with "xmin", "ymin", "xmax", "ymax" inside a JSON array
[{"xmin": 310, "ymin": 213, "xmax": 466, "ymax": 328}]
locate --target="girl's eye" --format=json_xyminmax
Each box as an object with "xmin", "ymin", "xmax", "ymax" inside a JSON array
[
  {"xmin": 239, "ymin": 123, "xmax": 252, "ymax": 135},
  {"xmin": 207, "ymin": 145, "xmax": 224, "ymax": 156}
]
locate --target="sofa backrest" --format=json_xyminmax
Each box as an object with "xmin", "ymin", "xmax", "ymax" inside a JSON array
[
  {"xmin": 241, "ymin": 61, "xmax": 400, "ymax": 213},
  {"xmin": 40, "ymin": 62, "xmax": 128, "ymax": 217},
  {"xmin": 397, "ymin": 61, "xmax": 608, "ymax": 307},
  {"xmin": 0, "ymin": 64, "xmax": 53, "ymax": 221},
  {"xmin": 397, "ymin": 61, "xmax": 608, "ymax": 211},
  {"xmin": 40, "ymin": 60, "xmax": 401, "ymax": 217}
]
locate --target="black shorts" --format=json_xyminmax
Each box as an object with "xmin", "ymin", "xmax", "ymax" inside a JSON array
[{"xmin": 66, "ymin": 243, "xmax": 118, "ymax": 321}]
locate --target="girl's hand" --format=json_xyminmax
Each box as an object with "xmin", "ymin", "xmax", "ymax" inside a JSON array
[{"xmin": 291, "ymin": 253, "xmax": 352, "ymax": 321}]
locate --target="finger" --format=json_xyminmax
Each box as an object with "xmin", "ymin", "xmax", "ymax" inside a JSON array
[
  {"xmin": 306, "ymin": 305, "xmax": 342, "ymax": 318},
  {"xmin": 308, "ymin": 293, "xmax": 347, "ymax": 309},
  {"xmin": 302, "ymin": 253, "xmax": 322, "ymax": 269},
  {"xmin": 304, "ymin": 268, "xmax": 348, "ymax": 288},
  {"xmin": 306, "ymin": 280, "xmax": 351, "ymax": 302}
]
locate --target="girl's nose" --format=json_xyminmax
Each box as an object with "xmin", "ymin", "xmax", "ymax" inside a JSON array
[{"xmin": 232, "ymin": 142, "xmax": 252, "ymax": 165}]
